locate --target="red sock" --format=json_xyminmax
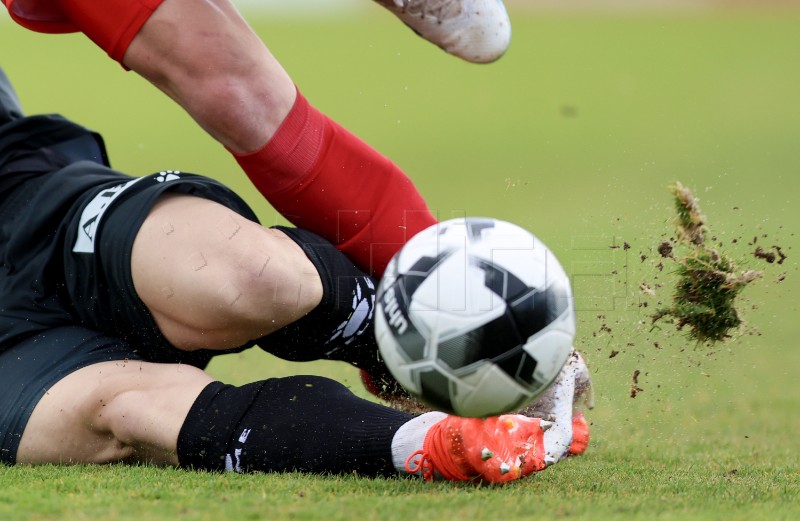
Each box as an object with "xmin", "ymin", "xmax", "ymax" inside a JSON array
[{"xmin": 232, "ymin": 90, "xmax": 437, "ymax": 277}]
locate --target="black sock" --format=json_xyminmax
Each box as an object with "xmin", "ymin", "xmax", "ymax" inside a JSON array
[
  {"xmin": 177, "ymin": 376, "xmax": 413, "ymax": 476},
  {"xmin": 259, "ymin": 227, "xmax": 399, "ymax": 390}
]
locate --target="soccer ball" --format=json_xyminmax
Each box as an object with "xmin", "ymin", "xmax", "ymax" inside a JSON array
[{"xmin": 374, "ymin": 217, "xmax": 575, "ymax": 418}]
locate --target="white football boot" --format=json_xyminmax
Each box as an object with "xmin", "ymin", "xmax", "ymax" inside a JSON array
[
  {"xmin": 518, "ymin": 349, "xmax": 594, "ymax": 465},
  {"xmin": 372, "ymin": 0, "xmax": 512, "ymax": 63}
]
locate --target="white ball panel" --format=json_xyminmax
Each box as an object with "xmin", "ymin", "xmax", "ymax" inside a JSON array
[
  {"xmin": 394, "ymin": 222, "xmax": 468, "ymax": 275},
  {"xmin": 454, "ymin": 363, "xmax": 532, "ymax": 417},
  {"xmin": 523, "ymin": 329, "xmax": 573, "ymax": 389}
]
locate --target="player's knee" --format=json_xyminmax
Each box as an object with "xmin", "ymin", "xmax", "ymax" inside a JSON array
[
  {"xmin": 210, "ymin": 227, "xmax": 322, "ymax": 337},
  {"xmin": 101, "ymin": 390, "xmax": 144, "ymax": 442},
  {"xmin": 61, "ymin": 386, "xmax": 138, "ymax": 464},
  {"xmin": 91, "ymin": 365, "xmax": 210, "ymax": 464}
]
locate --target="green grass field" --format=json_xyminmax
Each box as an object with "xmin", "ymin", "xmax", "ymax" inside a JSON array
[{"xmin": 1, "ymin": 7, "xmax": 799, "ymax": 520}]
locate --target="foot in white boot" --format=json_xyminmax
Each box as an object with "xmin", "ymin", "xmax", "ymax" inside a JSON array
[
  {"xmin": 373, "ymin": 0, "xmax": 512, "ymax": 63},
  {"xmin": 519, "ymin": 349, "xmax": 594, "ymax": 464}
]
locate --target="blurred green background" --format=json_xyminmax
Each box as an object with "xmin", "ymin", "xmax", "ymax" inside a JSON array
[{"xmin": 1, "ymin": 3, "xmax": 798, "ymax": 517}]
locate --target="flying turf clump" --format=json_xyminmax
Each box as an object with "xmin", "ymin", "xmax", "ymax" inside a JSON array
[{"xmin": 652, "ymin": 182, "xmax": 761, "ymax": 343}]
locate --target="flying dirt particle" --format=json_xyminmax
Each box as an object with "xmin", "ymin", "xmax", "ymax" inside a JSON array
[
  {"xmin": 630, "ymin": 369, "xmax": 644, "ymax": 398},
  {"xmin": 658, "ymin": 241, "xmax": 674, "ymax": 258},
  {"xmin": 609, "ymin": 350, "xmax": 619, "ymax": 359},
  {"xmin": 773, "ymin": 245, "xmax": 788, "ymax": 265},
  {"xmin": 753, "ymin": 245, "xmax": 788, "ymax": 265},
  {"xmin": 754, "ymin": 246, "xmax": 776, "ymax": 263}
]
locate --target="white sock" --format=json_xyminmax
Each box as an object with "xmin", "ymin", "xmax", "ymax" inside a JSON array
[{"xmin": 391, "ymin": 411, "xmax": 448, "ymax": 474}]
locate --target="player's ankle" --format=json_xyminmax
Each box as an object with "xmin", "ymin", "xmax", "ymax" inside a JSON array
[{"xmin": 391, "ymin": 412, "xmax": 448, "ymax": 475}]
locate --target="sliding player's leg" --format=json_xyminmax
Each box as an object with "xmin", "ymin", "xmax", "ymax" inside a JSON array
[
  {"xmin": 44, "ymin": 158, "xmax": 378, "ymax": 376},
  {"xmin": 70, "ymin": 175, "xmax": 379, "ymax": 368},
  {"xmin": 129, "ymin": 193, "xmax": 322, "ymax": 351},
  {"xmin": 128, "ymin": 193, "xmax": 388, "ymax": 374},
  {"xmin": 7, "ymin": 327, "xmax": 549, "ymax": 482},
  {"xmin": 14, "ymin": 354, "xmax": 214, "ymax": 466}
]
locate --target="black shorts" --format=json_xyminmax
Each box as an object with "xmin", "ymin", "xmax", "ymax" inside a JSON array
[{"xmin": 1, "ymin": 162, "xmax": 259, "ymax": 465}]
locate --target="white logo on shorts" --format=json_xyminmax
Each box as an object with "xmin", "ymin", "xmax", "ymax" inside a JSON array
[
  {"xmin": 72, "ymin": 177, "xmax": 146, "ymax": 254},
  {"xmin": 156, "ymin": 170, "xmax": 181, "ymax": 183}
]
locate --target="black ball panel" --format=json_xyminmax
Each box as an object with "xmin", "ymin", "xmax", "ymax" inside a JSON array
[
  {"xmin": 437, "ymin": 309, "xmax": 522, "ymax": 369},
  {"xmin": 378, "ymin": 279, "xmax": 427, "ymax": 362},
  {"xmin": 479, "ymin": 258, "xmax": 530, "ymax": 301},
  {"xmin": 508, "ymin": 282, "xmax": 570, "ymax": 340},
  {"xmin": 492, "ymin": 346, "xmax": 538, "ymax": 387},
  {"xmin": 414, "ymin": 367, "xmax": 454, "ymax": 413},
  {"xmin": 465, "ymin": 218, "xmax": 497, "ymax": 240}
]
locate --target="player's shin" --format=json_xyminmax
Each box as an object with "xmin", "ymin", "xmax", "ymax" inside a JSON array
[{"xmin": 177, "ymin": 376, "xmax": 413, "ymax": 475}]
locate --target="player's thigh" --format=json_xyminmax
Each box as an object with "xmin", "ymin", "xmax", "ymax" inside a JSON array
[
  {"xmin": 15, "ymin": 358, "xmax": 213, "ymax": 466},
  {"xmin": 0, "ymin": 326, "xmax": 208, "ymax": 466},
  {"xmin": 131, "ymin": 193, "xmax": 322, "ymax": 350}
]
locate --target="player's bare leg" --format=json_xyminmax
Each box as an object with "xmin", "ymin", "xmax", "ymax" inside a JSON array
[
  {"xmin": 372, "ymin": 0, "xmax": 512, "ymax": 63},
  {"xmin": 131, "ymin": 193, "xmax": 323, "ymax": 351},
  {"xmin": 16, "ymin": 361, "xmax": 214, "ymax": 466},
  {"xmin": 122, "ymin": 0, "xmax": 295, "ymax": 154}
]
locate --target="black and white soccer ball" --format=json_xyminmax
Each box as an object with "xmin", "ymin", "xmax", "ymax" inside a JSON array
[{"xmin": 374, "ymin": 217, "xmax": 575, "ymax": 418}]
